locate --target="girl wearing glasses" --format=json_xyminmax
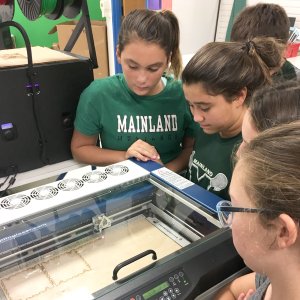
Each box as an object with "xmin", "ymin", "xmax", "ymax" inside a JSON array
[
  {"xmin": 215, "ymin": 80, "xmax": 300, "ymax": 299},
  {"xmin": 182, "ymin": 37, "xmax": 284, "ymax": 200},
  {"xmin": 215, "ymin": 121, "xmax": 300, "ymax": 300}
]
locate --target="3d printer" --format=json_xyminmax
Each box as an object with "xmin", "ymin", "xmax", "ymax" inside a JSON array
[{"xmin": 0, "ymin": 0, "xmax": 97, "ymax": 177}]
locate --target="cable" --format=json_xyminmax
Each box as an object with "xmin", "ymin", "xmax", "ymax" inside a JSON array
[
  {"xmin": 0, "ymin": 173, "xmax": 16, "ymax": 198},
  {"xmin": 0, "ymin": 21, "xmax": 48, "ymax": 165},
  {"xmin": 0, "ymin": 175, "xmax": 9, "ymax": 189},
  {"xmin": 0, "ymin": 21, "xmax": 33, "ymax": 68}
]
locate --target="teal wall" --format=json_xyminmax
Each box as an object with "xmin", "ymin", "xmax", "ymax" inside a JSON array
[{"xmin": 11, "ymin": 1, "xmax": 104, "ymax": 48}]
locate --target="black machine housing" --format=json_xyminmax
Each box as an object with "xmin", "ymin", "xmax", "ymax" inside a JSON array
[{"xmin": 0, "ymin": 55, "xmax": 93, "ymax": 176}]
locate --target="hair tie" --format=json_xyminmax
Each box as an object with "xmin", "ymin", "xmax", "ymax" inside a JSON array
[{"xmin": 245, "ymin": 40, "xmax": 256, "ymax": 55}]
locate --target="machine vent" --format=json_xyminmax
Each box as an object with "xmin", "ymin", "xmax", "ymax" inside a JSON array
[
  {"xmin": 30, "ymin": 186, "xmax": 59, "ymax": 200},
  {"xmin": 57, "ymin": 178, "xmax": 84, "ymax": 191},
  {"xmin": 82, "ymin": 171, "xmax": 107, "ymax": 183},
  {"xmin": 105, "ymin": 165, "xmax": 129, "ymax": 176},
  {"xmin": 0, "ymin": 194, "xmax": 31, "ymax": 209}
]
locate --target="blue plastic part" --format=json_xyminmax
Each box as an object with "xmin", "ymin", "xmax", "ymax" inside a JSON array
[{"xmin": 111, "ymin": 0, "xmax": 123, "ymax": 73}]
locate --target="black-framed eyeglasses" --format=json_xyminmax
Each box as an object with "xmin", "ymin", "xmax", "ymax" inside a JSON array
[{"xmin": 216, "ymin": 200, "xmax": 267, "ymax": 228}]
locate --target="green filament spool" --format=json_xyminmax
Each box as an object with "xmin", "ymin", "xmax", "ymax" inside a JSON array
[
  {"xmin": 17, "ymin": 0, "xmax": 63, "ymax": 20},
  {"xmin": 40, "ymin": 0, "xmax": 57, "ymax": 15},
  {"xmin": 63, "ymin": 0, "xmax": 82, "ymax": 19},
  {"xmin": 17, "ymin": 0, "xmax": 82, "ymax": 21}
]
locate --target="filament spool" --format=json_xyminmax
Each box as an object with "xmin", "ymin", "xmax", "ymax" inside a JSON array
[
  {"xmin": 17, "ymin": 0, "xmax": 73, "ymax": 20},
  {"xmin": 63, "ymin": 0, "xmax": 82, "ymax": 19}
]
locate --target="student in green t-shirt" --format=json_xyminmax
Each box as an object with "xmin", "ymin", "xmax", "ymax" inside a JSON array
[
  {"xmin": 182, "ymin": 37, "xmax": 284, "ymax": 200},
  {"xmin": 214, "ymin": 80, "xmax": 300, "ymax": 300},
  {"xmin": 230, "ymin": 3, "xmax": 297, "ymax": 81},
  {"xmin": 71, "ymin": 9, "xmax": 196, "ymax": 173}
]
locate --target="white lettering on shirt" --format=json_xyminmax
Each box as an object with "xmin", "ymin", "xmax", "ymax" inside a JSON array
[{"xmin": 117, "ymin": 115, "xmax": 178, "ymax": 133}]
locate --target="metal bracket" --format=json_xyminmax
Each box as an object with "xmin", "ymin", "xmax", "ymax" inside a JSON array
[
  {"xmin": 63, "ymin": 0, "xmax": 98, "ymax": 68},
  {"xmin": 92, "ymin": 214, "xmax": 111, "ymax": 233}
]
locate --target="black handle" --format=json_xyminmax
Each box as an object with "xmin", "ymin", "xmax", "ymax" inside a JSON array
[{"xmin": 112, "ymin": 249, "xmax": 157, "ymax": 280}]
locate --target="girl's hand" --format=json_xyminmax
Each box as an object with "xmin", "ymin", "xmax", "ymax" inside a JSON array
[
  {"xmin": 125, "ymin": 139, "xmax": 160, "ymax": 162},
  {"xmin": 237, "ymin": 289, "xmax": 254, "ymax": 300}
]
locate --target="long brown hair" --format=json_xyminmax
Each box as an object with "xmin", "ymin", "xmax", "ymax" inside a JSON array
[
  {"xmin": 118, "ymin": 9, "xmax": 182, "ymax": 79},
  {"xmin": 236, "ymin": 121, "xmax": 300, "ymax": 224},
  {"xmin": 249, "ymin": 79, "xmax": 300, "ymax": 132},
  {"xmin": 182, "ymin": 37, "xmax": 284, "ymax": 104}
]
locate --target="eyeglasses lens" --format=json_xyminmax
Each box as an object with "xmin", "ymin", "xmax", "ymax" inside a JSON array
[{"xmin": 217, "ymin": 201, "xmax": 232, "ymax": 227}]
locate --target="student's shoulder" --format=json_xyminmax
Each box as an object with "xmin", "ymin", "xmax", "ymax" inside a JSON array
[
  {"xmin": 88, "ymin": 74, "xmax": 124, "ymax": 89},
  {"xmin": 164, "ymin": 75, "xmax": 183, "ymax": 88},
  {"xmin": 80, "ymin": 74, "xmax": 125, "ymax": 100},
  {"xmin": 164, "ymin": 76, "xmax": 185, "ymax": 97}
]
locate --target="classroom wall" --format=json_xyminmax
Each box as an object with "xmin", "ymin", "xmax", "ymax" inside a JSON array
[
  {"xmin": 172, "ymin": 0, "xmax": 220, "ymax": 56},
  {"xmin": 11, "ymin": 1, "xmax": 104, "ymax": 48},
  {"xmin": 216, "ymin": 0, "xmax": 300, "ymax": 42}
]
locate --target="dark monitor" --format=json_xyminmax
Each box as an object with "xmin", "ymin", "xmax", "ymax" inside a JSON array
[{"xmin": 289, "ymin": 17, "xmax": 296, "ymax": 27}]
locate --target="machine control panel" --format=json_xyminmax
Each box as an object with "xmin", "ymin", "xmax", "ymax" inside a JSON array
[{"xmin": 125, "ymin": 268, "xmax": 190, "ymax": 300}]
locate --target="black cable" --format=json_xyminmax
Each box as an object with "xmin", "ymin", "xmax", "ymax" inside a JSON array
[
  {"xmin": 0, "ymin": 21, "xmax": 48, "ymax": 164},
  {"xmin": 0, "ymin": 173, "xmax": 16, "ymax": 198},
  {"xmin": 0, "ymin": 175, "xmax": 9, "ymax": 189},
  {"xmin": 0, "ymin": 21, "xmax": 33, "ymax": 67}
]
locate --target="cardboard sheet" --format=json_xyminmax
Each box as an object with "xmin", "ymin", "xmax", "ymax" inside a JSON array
[
  {"xmin": 0, "ymin": 216, "xmax": 182, "ymax": 300},
  {"xmin": 0, "ymin": 46, "xmax": 77, "ymax": 68}
]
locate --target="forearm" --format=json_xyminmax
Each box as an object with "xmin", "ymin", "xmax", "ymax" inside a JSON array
[
  {"xmin": 165, "ymin": 146, "xmax": 193, "ymax": 173},
  {"xmin": 165, "ymin": 136, "xmax": 194, "ymax": 173},
  {"xmin": 72, "ymin": 145, "xmax": 127, "ymax": 166},
  {"xmin": 213, "ymin": 272, "xmax": 256, "ymax": 300}
]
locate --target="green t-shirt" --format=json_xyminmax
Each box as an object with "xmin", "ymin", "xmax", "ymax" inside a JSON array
[
  {"xmin": 273, "ymin": 60, "xmax": 297, "ymax": 81},
  {"xmin": 186, "ymin": 124, "xmax": 242, "ymax": 200},
  {"xmin": 74, "ymin": 74, "xmax": 196, "ymax": 164}
]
